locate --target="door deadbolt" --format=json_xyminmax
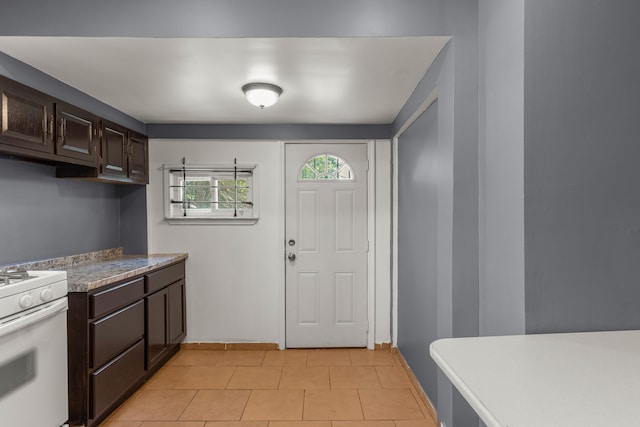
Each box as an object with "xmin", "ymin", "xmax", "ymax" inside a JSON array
[{"xmin": 288, "ymin": 239, "xmax": 296, "ymax": 246}]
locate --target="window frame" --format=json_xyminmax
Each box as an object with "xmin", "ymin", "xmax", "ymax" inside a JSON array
[{"xmin": 163, "ymin": 163, "xmax": 259, "ymax": 225}]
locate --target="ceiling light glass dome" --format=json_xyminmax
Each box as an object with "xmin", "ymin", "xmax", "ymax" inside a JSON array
[{"xmin": 242, "ymin": 83, "xmax": 283, "ymax": 109}]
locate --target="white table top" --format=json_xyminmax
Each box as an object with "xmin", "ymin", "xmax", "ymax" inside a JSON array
[{"xmin": 430, "ymin": 330, "xmax": 640, "ymax": 427}]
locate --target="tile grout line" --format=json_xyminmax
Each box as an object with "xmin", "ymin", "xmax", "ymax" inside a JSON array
[
  {"xmin": 328, "ymin": 366, "xmax": 333, "ymax": 389},
  {"xmin": 176, "ymin": 388, "xmax": 200, "ymax": 423},
  {"xmin": 239, "ymin": 382, "xmax": 253, "ymax": 422},
  {"xmin": 302, "ymin": 389, "xmax": 307, "ymax": 421},
  {"xmin": 224, "ymin": 366, "xmax": 238, "ymax": 389},
  {"xmin": 177, "ymin": 365, "xmax": 195, "ymax": 390},
  {"xmin": 356, "ymin": 388, "xmax": 367, "ymax": 421},
  {"xmin": 276, "ymin": 366, "xmax": 284, "ymax": 390}
]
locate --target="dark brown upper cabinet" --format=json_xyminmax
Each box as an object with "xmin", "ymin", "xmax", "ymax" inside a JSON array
[
  {"xmin": 98, "ymin": 121, "xmax": 149, "ymax": 184},
  {"xmin": 0, "ymin": 75, "xmax": 149, "ymax": 185},
  {"xmin": 0, "ymin": 77, "xmax": 55, "ymax": 157},
  {"xmin": 100, "ymin": 120, "xmax": 129, "ymax": 180},
  {"xmin": 55, "ymin": 102, "xmax": 99, "ymax": 166},
  {"xmin": 57, "ymin": 122, "xmax": 149, "ymax": 185},
  {"xmin": 128, "ymin": 130, "xmax": 149, "ymax": 184}
]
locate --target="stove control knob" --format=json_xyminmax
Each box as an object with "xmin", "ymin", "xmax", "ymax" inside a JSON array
[
  {"xmin": 19, "ymin": 294, "xmax": 33, "ymax": 308},
  {"xmin": 40, "ymin": 288, "xmax": 53, "ymax": 301}
]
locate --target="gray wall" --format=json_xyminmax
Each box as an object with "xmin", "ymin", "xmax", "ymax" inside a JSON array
[
  {"xmin": 147, "ymin": 124, "xmax": 391, "ymax": 141},
  {"xmin": 0, "ymin": 156, "xmax": 120, "ymax": 265},
  {"xmin": 394, "ymin": 1, "xmax": 480, "ymax": 426},
  {"xmin": 119, "ymin": 185, "xmax": 148, "ymax": 255},
  {"xmin": 523, "ymin": 0, "xmax": 640, "ymax": 333},
  {"xmin": 397, "ymin": 100, "xmax": 439, "ymax": 404},
  {"xmin": 478, "ymin": 0, "xmax": 525, "ymax": 336},
  {"xmin": 0, "ymin": 0, "xmax": 447, "ymax": 38},
  {"xmin": 0, "ymin": 53, "xmax": 149, "ymax": 261}
]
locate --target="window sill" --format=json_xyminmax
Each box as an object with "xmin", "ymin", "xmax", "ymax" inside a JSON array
[{"xmin": 165, "ymin": 217, "xmax": 259, "ymax": 226}]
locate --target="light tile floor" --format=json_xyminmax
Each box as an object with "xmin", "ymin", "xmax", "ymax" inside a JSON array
[{"xmin": 99, "ymin": 349, "xmax": 438, "ymax": 427}]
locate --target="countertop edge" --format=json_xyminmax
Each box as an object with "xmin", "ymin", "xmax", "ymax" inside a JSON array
[
  {"xmin": 68, "ymin": 253, "xmax": 188, "ymax": 293},
  {"xmin": 430, "ymin": 339, "xmax": 502, "ymax": 427},
  {"xmin": 430, "ymin": 332, "xmax": 640, "ymax": 427}
]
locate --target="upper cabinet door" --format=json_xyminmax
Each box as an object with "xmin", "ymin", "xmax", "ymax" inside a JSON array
[
  {"xmin": 55, "ymin": 102, "xmax": 99, "ymax": 165},
  {"xmin": 128, "ymin": 131, "xmax": 149, "ymax": 184},
  {"xmin": 0, "ymin": 77, "xmax": 54, "ymax": 155},
  {"xmin": 100, "ymin": 121, "xmax": 128, "ymax": 179}
]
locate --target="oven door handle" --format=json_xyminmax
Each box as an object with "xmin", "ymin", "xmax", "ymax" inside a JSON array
[{"xmin": 0, "ymin": 298, "xmax": 68, "ymax": 339}]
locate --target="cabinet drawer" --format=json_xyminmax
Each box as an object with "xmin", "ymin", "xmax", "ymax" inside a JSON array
[
  {"xmin": 145, "ymin": 262, "xmax": 184, "ymax": 294},
  {"xmin": 91, "ymin": 339, "xmax": 144, "ymax": 419},
  {"xmin": 90, "ymin": 300, "xmax": 144, "ymax": 369},
  {"xmin": 90, "ymin": 277, "xmax": 144, "ymax": 318}
]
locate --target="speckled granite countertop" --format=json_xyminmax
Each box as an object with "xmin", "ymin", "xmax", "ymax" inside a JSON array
[
  {"xmin": 2, "ymin": 248, "xmax": 188, "ymax": 292},
  {"xmin": 64, "ymin": 253, "xmax": 188, "ymax": 292}
]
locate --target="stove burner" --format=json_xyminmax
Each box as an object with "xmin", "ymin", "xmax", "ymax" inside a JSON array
[{"xmin": 0, "ymin": 267, "xmax": 33, "ymax": 285}]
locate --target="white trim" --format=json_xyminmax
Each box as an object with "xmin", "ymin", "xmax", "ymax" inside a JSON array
[
  {"xmin": 392, "ymin": 137, "xmax": 399, "ymax": 347},
  {"xmin": 279, "ymin": 140, "xmax": 286, "ymax": 350},
  {"xmin": 367, "ymin": 139, "xmax": 376, "ymax": 350},
  {"xmin": 393, "ymin": 88, "xmax": 439, "ymax": 140},
  {"xmin": 165, "ymin": 218, "xmax": 258, "ymax": 225}
]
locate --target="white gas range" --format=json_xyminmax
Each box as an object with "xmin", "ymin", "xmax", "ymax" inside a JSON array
[{"xmin": 0, "ymin": 267, "xmax": 69, "ymax": 426}]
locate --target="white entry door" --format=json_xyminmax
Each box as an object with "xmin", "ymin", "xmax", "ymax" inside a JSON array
[{"xmin": 285, "ymin": 143, "xmax": 369, "ymax": 348}]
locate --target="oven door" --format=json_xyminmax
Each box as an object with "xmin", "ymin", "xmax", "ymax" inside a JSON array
[{"xmin": 0, "ymin": 298, "xmax": 69, "ymax": 426}]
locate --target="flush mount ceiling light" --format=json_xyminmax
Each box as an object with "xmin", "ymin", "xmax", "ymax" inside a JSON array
[{"xmin": 242, "ymin": 83, "xmax": 283, "ymax": 109}]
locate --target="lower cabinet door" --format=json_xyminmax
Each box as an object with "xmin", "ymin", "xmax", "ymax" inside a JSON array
[
  {"xmin": 169, "ymin": 280, "xmax": 186, "ymax": 344},
  {"xmin": 146, "ymin": 289, "xmax": 169, "ymax": 369},
  {"xmin": 91, "ymin": 339, "xmax": 145, "ymax": 419}
]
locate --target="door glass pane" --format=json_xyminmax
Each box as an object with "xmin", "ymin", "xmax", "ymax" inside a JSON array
[{"xmin": 300, "ymin": 154, "xmax": 354, "ymax": 181}]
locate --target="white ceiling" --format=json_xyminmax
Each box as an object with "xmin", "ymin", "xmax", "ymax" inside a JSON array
[{"xmin": 0, "ymin": 37, "xmax": 449, "ymax": 125}]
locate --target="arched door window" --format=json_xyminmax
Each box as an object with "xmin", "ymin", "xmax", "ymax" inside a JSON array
[{"xmin": 299, "ymin": 154, "xmax": 354, "ymax": 181}]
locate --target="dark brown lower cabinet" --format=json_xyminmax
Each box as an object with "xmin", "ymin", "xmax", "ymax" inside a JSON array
[
  {"xmin": 146, "ymin": 287, "xmax": 169, "ymax": 369},
  {"xmin": 169, "ymin": 280, "xmax": 186, "ymax": 344},
  {"xmin": 91, "ymin": 340, "xmax": 145, "ymax": 418},
  {"xmin": 146, "ymin": 280, "xmax": 186, "ymax": 371},
  {"xmin": 68, "ymin": 261, "xmax": 186, "ymax": 427}
]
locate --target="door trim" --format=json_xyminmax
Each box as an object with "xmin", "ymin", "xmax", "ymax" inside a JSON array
[
  {"xmin": 279, "ymin": 140, "xmax": 376, "ymax": 350},
  {"xmin": 366, "ymin": 140, "xmax": 376, "ymax": 350}
]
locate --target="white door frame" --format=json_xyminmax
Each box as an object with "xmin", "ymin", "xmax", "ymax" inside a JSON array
[{"xmin": 279, "ymin": 140, "xmax": 376, "ymax": 350}]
